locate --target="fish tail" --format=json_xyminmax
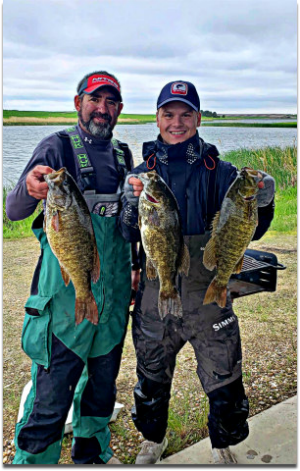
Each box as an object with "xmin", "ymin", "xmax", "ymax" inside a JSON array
[
  {"xmin": 75, "ymin": 292, "xmax": 99, "ymax": 325},
  {"xmin": 158, "ymin": 288, "xmax": 183, "ymax": 319},
  {"xmin": 203, "ymin": 278, "xmax": 227, "ymax": 308}
]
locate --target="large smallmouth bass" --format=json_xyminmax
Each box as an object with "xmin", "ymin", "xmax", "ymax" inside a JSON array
[
  {"xmin": 203, "ymin": 167, "xmax": 263, "ymax": 308},
  {"xmin": 44, "ymin": 168, "xmax": 100, "ymax": 325},
  {"xmin": 137, "ymin": 171, "xmax": 190, "ymax": 319}
]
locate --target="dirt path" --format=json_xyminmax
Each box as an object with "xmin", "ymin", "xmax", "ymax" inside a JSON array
[{"xmin": 3, "ymin": 234, "xmax": 297, "ymax": 464}]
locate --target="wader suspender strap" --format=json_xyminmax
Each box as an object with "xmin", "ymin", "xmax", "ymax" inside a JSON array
[
  {"xmin": 205, "ymin": 156, "xmax": 220, "ymax": 230},
  {"xmin": 64, "ymin": 126, "xmax": 96, "ymax": 191},
  {"xmin": 63, "ymin": 127, "xmax": 130, "ymax": 192}
]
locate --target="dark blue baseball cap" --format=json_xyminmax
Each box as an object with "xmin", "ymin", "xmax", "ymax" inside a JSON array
[{"xmin": 157, "ymin": 80, "xmax": 200, "ymax": 112}]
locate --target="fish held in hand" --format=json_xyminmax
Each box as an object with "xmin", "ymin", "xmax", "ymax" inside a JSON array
[
  {"xmin": 203, "ymin": 167, "xmax": 262, "ymax": 308},
  {"xmin": 44, "ymin": 168, "xmax": 100, "ymax": 325},
  {"xmin": 137, "ymin": 171, "xmax": 190, "ymax": 319}
]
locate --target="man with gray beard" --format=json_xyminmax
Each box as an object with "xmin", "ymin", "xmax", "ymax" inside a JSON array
[
  {"xmin": 76, "ymin": 71, "xmax": 120, "ymax": 140},
  {"xmin": 6, "ymin": 71, "xmax": 138, "ymax": 464}
]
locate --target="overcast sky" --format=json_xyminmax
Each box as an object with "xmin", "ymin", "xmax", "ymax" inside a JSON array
[{"xmin": 3, "ymin": 0, "xmax": 297, "ymax": 114}]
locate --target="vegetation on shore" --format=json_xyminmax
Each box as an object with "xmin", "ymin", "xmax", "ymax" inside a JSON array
[
  {"xmin": 3, "ymin": 110, "xmax": 297, "ymax": 126},
  {"xmin": 201, "ymin": 122, "xmax": 297, "ymax": 127},
  {"xmin": 3, "ymin": 146, "xmax": 297, "ymax": 240}
]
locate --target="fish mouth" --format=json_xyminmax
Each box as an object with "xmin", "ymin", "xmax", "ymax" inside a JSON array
[
  {"xmin": 137, "ymin": 172, "xmax": 159, "ymax": 204},
  {"xmin": 44, "ymin": 168, "xmax": 66, "ymax": 186},
  {"xmin": 145, "ymin": 193, "xmax": 159, "ymax": 204},
  {"xmin": 241, "ymin": 167, "xmax": 263, "ymax": 182}
]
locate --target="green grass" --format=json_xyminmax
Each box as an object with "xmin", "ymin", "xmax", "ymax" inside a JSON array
[
  {"xmin": 3, "ymin": 186, "xmax": 43, "ymax": 239},
  {"xmin": 3, "ymin": 110, "xmax": 218, "ymax": 125},
  {"xmin": 270, "ymin": 187, "xmax": 297, "ymax": 234},
  {"xmin": 3, "ymin": 110, "xmax": 297, "ymax": 127},
  {"xmin": 3, "ymin": 110, "xmax": 78, "ymax": 119},
  {"xmin": 3, "ymin": 146, "xmax": 297, "ymax": 239},
  {"xmin": 202, "ymin": 122, "xmax": 297, "ymax": 127},
  {"xmin": 222, "ymin": 146, "xmax": 297, "ymax": 235},
  {"xmin": 222, "ymin": 114, "xmax": 297, "ymax": 120},
  {"xmin": 223, "ymin": 145, "xmax": 297, "ymax": 190},
  {"xmin": 167, "ymin": 392, "xmax": 209, "ymax": 456}
]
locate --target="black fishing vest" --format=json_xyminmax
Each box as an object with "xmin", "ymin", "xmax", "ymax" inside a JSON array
[{"xmin": 57, "ymin": 126, "xmax": 131, "ymax": 217}]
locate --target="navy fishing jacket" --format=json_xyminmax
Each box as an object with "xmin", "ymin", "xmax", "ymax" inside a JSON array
[{"xmin": 119, "ymin": 132, "xmax": 274, "ymax": 242}]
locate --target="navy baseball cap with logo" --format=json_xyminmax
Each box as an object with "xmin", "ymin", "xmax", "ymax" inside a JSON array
[
  {"xmin": 78, "ymin": 73, "xmax": 122, "ymax": 101},
  {"xmin": 157, "ymin": 80, "xmax": 200, "ymax": 112}
]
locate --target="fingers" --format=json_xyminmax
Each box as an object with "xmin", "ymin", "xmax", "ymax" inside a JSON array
[
  {"xmin": 128, "ymin": 176, "xmax": 144, "ymax": 196},
  {"xmin": 26, "ymin": 165, "xmax": 54, "ymax": 200},
  {"xmin": 256, "ymin": 171, "xmax": 275, "ymax": 207}
]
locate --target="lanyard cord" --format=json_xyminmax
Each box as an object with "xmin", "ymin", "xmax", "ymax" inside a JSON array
[
  {"xmin": 146, "ymin": 153, "xmax": 157, "ymax": 170},
  {"xmin": 204, "ymin": 154, "xmax": 216, "ymax": 170},
  {"xmin": 146, "ymin": 148, "xmax": 216, "ymax": 171}
]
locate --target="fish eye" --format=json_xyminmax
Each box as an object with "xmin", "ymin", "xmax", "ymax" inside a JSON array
[{"xmin": 63, "ymin": 180, "xmax": 69, "ymax": 186}]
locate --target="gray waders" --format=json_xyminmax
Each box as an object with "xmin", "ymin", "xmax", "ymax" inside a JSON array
[{"xmin": 131, "ymin": 232, "xmax": 249, "ymax": 447}]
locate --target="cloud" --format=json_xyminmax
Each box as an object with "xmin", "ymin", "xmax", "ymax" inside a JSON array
[{"xmin": 3, "ymin": 0, "xmax": 297, "ymax": 113}]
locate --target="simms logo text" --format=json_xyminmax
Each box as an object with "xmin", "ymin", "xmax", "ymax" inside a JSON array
[{"xmin": 213, "ymin": 316, "xmax": 235, "ymax": 331}]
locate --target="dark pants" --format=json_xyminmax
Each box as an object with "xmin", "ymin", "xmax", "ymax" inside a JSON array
[
  {"xmin": 15, "ymin": 334, "xmax": 123, "ymax": 464},
  {"xmin": 131, "ymin": 288, "xmax": 249, "ymax": 448}
]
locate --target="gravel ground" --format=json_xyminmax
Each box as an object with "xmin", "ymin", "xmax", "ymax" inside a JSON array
[{"xmin": 3, "ymin": 234, "xmax": 297, "ymax": 464}]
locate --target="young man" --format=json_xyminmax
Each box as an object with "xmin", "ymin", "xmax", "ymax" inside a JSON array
[
  {"xmin": 120, "ymin": 80, "xmax": 275, "ymax": 464},
  {"xmin": 6, "ymin": 71, "xmax": 136, "ymax": 464}
]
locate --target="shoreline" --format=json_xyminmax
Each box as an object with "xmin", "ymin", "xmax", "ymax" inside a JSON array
[
  {"xmin": 3, "ymin": 112, "xmax": 297, "ymax": 127},
  {"xmin": 3, "ymin": 119, "xmax": 297, "ymax": 127}
]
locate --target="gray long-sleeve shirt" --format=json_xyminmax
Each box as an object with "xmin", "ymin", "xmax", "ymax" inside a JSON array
[{"xmin": 6, "ymin": 124, "xmax": 132, "ymax": 221}]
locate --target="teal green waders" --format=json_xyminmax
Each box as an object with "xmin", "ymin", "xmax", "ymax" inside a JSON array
[{"xmin": 13, "ymin": 212, "xmax": 131, "ymax": 464}]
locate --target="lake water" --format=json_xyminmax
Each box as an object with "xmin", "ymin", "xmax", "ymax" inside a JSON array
[{"xmin": 3, "ymin": 122, "xmax": 297, "ymax": 185}]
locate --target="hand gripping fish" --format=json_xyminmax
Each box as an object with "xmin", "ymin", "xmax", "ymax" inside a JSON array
[
  {"xmin": 44, "ymin": 168, "xmax": 100, "ymax": 325},
  {"xmin": 203, "ymin": 167, "xmax": 263, "ymax": 308},
  {"xmin": 137, "ymin": 171, "xmax": 190, "ymax": 319}
]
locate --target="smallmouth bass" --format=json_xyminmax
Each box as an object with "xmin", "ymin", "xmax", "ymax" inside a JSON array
[
  {"xmin": 203, "ymin": 167, "xmax": 263, "ymax": 308},
  {"xmin": 44, "ymin": 168, "xmax": 100, "ymax": 325},
  {"xmin": 137, "ymin": 171, "xmax": 190, "ymax": 318}
]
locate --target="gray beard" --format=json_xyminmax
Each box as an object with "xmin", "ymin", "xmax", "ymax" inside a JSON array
[{"xmin": 78, "ymin": 110, "xmax": 113, "ymax": 140}]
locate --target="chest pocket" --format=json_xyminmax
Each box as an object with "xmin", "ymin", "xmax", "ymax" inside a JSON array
[{"xmin": 83, "ymin": 191, "xmax": 121, "ymax": 217}]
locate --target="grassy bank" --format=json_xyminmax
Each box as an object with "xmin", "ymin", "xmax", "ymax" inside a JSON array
[
  {"xmin": 3, "ymin": 110, "xmax": 157, "ymax": 125},
  {"xmin": 3, "ymin": 110, "xmax": 297, "ymax": 126},
  {"xmin": 3, "ymin": 146, "xmax": 297, "ymax": 239},
  {"xmin": 201, "ymin": 122, "xmax": 297, "ymax": 127}
]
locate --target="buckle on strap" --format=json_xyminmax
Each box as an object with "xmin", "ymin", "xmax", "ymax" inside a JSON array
[{"xmin": 80, "ymin": 166, "xmax": 95, "ymax": 175}]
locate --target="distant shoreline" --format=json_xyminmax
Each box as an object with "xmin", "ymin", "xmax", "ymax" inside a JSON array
[{"xmin": 3, "ymin": 111, "xmax": 297, "ymax": 127}]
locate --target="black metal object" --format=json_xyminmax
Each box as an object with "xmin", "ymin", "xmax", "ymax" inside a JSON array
[{"xmin": 228, "ymin": 249, "xmax": 286, "ymax": 299}]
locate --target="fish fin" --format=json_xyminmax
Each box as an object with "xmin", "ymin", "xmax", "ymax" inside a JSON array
[
  {"xmin": 203, "ymin": 237, "xmax": 217, "ymax": 271},
  {"xmin": 51, "ymin": 212, "xmax": 60, "ymax": 232},
  {"xmin": 146, "ymin": 257, "xmax": 157, "ymax": 280},
  {"xmin": 158, "ymin": 288, "xmax": 183, "ymax": 319},
  {"xmin": 211, "ymin": 210, "xmax": 221, "ymax": 232},
  {"xmin": 60, "ymin": 265, "xmax": 70, "ymax": 286},
  {"xmin": 75, "ymin": 292, "xmax": 99, "ymax": 325},
  {"xmin": 178, "ymin": 243, "xmax": 190, "ymax": 276},
  {"xmin": 203, "ymin": 278, "xmax": 227, "ymax": 308},
  {"xmin": 91, "ymin": 247, "xmax": 100, "ymax": 283},
  {"xmin": 234, "ymin": 255, "xmax": 244, "ymax": 274}
]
